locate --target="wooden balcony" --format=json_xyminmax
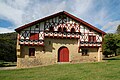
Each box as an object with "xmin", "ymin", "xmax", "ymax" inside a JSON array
[
  {"xmin": 80, "ymin": 41, "xmax": 102, "ymax": 47},
  {"xmin": 44, "ymin": 31, "xmax": 81, "ymax": 38},
  {"xmin": 19, "ymin": 39, "xmax": 44, "ymax": 46}
]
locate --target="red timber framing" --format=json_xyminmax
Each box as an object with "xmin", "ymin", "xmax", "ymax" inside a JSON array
[
  {"xmin": 15, "ymin": 11, "xmax": 106, "ymax": 47},
  {"xmin": 15, "ymin": 11, "xmax": 105, "ymax": 34},
  {"xmin": 43, "ymin": 14, "xmax": 81, "ymax": 39},
  {"xmin": 79, "ymin": 23, "xmax": 103, "ymax": 47},
  {"xmin": 18, "ymin": 30, "xmax": 44, "ymax": 46}
]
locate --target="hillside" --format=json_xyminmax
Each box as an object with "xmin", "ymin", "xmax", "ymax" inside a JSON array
[{"xmin": 0, "ymin": 32, "xmax": 17, "ymax": 62}]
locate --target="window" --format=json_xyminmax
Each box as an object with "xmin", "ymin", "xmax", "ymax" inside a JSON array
[
  {"xmin": 82, "ymin": 49, "xmax": 88, "ymax": 56},
  {"xmin": 63, "ymin": 27, "xmax": 67, "ymax": 32},
  {"xmin": 29, "ymin": 48, "xmax": 35, "ymax": 56},
  {"xmin": 49, "ymin": 27, "xmax": 54, "ymax": 32},
  {"xmin": 58, "ymin": 27, "xmax": 62, "ymax": 32},
  {"xmin": 49, "ymin": 41, "xmax": 51, "ymax": 45},
  {"xmin": 71, "ymin": 28, "xmax": 75, "ymax": 33},
  {"xmin": 89, "ymin": 28, "xmax": 92, "ymax": 32},
  {"xmin": 30, "ymin": 33, "xmax": 39, "ymax": 40},
  {"xmin": 35, "ymin": 25, "xmax": 39, "ymax": 28},
  {"xmin": 88, "ymin": 36, "xmax": 96, "ymax": 42}
]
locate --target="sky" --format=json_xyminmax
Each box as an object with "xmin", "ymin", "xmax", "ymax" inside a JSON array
[{"xmin": 0, "ymin": 0, "xmax": 120, "ymax": 33}]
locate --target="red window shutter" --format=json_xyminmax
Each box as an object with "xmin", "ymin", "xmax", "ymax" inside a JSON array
[
  {"xmin": 89, "ymin": 36, "xmax": 96, "ymax": 42},
  {"xmin": 89, "ymin": 36, "xmax": 92, "ymax": 42},
  {"xmin": 93, "ymin": 36, "xmax": 96, "ymax": 42},
  {"xmin": 30, "ymin": 33, "xmax": 39, "ymax": 40}
]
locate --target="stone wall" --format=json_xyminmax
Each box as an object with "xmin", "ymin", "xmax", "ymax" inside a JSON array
[
  {"xmin": 17, "ymin": 38, "xmax": 102, "ymax": 68},
  {"xmin": 71, "ymin": 48, "xmax": 99, "ymax": 63}
]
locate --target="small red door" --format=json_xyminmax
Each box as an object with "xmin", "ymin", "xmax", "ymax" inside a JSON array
[{"xmin": 58, "ymin": 47, "xmax": 69, "ymax": 62}]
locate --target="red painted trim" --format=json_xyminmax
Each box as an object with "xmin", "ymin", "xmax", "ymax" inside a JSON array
[
  {"xmin": 18, "ymin": 34, "xmax": 20, "ymax": 40},
  {"xmin": 32, "ymin": 43, "xmax": 34, "ymax": 46},
  {"xmin": 20, "ymin": 43, "xmax": 44, "ymax": 46},
  {"xmin": 15, "ymin": 11, "xmax": 106, "ymax": 35},
  {"xmin": 80, "ymin": 46, "xmax": 100, "ymax": 48},
  {"xmin": 101, "ymin": 34, "xmax": 104, "ymax": 52},
  {"xmin": 92, "ymin": 33, "xmax": 93, "ymax": 47}
]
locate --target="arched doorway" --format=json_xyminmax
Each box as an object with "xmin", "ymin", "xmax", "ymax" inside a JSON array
[{"xmin": 58, "ymin": 46, "xmax": 69, "ymax": 62}]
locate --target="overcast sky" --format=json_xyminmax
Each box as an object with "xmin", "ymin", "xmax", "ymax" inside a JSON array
[{"xmin": 0, "ymin": 0, "xmax": 120, "ymax": 33}]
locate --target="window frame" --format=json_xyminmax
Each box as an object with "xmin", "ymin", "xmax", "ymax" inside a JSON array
[
  {"xmin": 49, "ymin": 27, "xmax": 54, "ymax": 32},
  {"xmin": 29, "ymin": 48, "xmax": 35, "ymax": 57},
  {"xmin": 35, "ymin": 24, "xmax": 39, "ymax": 28},
  {"xmin": 71, "ymin": 28, "xmax": 75, "ymax": 33},
  {"xmin": 58, "ymin": 27, "xmax": 62, "ymax": 32},
  {"xmin": 63, "ymin": 27, "xmax": 67, "ymax": 32},
  {"xmin": 81, "ymin": 49, "xmax": 89, "ymax": 56},
  {"xmin": 88, "ymin": 36, "xmax": 96, "ymax": 42}
]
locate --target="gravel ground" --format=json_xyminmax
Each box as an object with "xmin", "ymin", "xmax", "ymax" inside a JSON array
[{"xmin": 0, "ymin": 66, "xmax": 16, "ymax": 70}]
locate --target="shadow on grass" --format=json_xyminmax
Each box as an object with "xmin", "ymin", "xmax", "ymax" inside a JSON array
[
  {"xmin": 103, "ymin": 57, "xmax": 120, "ymax": 60},
  {"xmin": 0, "ymin": 62, "xmax": 16, "ymax": 67}
]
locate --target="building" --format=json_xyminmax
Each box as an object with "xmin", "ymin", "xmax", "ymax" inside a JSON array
[{"xmin": 15, "ymin": 11, "xmax": 106, "ymax": 68}]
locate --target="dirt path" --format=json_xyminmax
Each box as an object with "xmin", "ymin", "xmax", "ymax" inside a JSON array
[{"xmin": 0, "ymin": 66, "xmax": 16, "ymax": 70}]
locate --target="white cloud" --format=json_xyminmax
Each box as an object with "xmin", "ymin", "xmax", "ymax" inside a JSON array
[
  {"xmin": 0, "ymin": 0, "xmax": 120, "ymax": 33},
  {"xmin": 0, "ymin": 1, "xmax": 23, "ymax": 27},
  {"xmin": 73, "ymin": 0, "xmax": 94, "ymax": 16},
  {"xmin": 102, "ymin": 20, "xmax": 120, "ymax": 33},
  {"xmin": 0, "ymin": 27, "xmax": 14, "ymax": 33},
  {"xmin": 3, "ymin": 0, "xmax": 29, "ymax": 10},
  {"xmin": 22, "ymin": 0, "xmax": 66, "ymax": 24},
  {"xmin": 22, "ymin": 0, "xmax": 95, "ymax": 26}
]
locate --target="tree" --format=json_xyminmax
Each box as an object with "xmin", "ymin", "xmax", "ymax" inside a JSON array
[
  {"xmin": 116, "ymin": 25, "xmax": 120, "ymax": 55},
  {"xmin": 115, "ymin": 34, "xmax": 120, "ymax": 55},
  {"xmin": 0, "ymin": 32, "xmax": 17, "ymax": 62},
  {"xmin": 103, "ymin": 33, "xmax": 119, "ymax": 57},
  {"xmin": 103, "ymin": 25, "xmax": 120, "ymax": 57},
  {"xmin": 116, "ymin": 25, "xmax": 120, "ymax": 34}
]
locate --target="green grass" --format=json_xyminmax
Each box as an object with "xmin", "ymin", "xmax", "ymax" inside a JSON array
[{"xmin": 0, "ymin": 56, "xmax": 120, "ymax": 80}]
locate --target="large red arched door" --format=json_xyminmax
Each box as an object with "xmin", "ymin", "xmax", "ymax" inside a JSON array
[{"xmin": 58, "ymin": 47, "xmax": 69, "ymax": 62}]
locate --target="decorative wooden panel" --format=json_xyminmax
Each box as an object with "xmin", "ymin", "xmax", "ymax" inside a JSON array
[
  {"xmin": 43, "ymin": 15, "xmax": 81, "ymax": 39},
  {"xmin": 18, "ymin": 14, "xmax": 102, "ymax": 47},
  {"xmin": 79, "ymin": 24, "xmax": 102, "ymax": 47}
]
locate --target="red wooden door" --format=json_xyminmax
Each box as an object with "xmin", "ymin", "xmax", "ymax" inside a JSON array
[{"xmin": 58, "ymin": 47, "xmax": 69, "ymax": 62}]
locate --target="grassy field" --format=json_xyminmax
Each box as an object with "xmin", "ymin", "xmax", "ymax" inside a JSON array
[{"xmin": 0, "ymin": 56, "xmax": 120, "ymax": 80}]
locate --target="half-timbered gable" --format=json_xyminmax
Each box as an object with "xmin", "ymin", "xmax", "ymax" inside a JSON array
[
  {"xmin": 15, "ymin": 11, "xmax": 106, "ymax": 68},
  {"xmin": 79, "ymin": 24, "xmax": 102, "ymax": 47}
]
